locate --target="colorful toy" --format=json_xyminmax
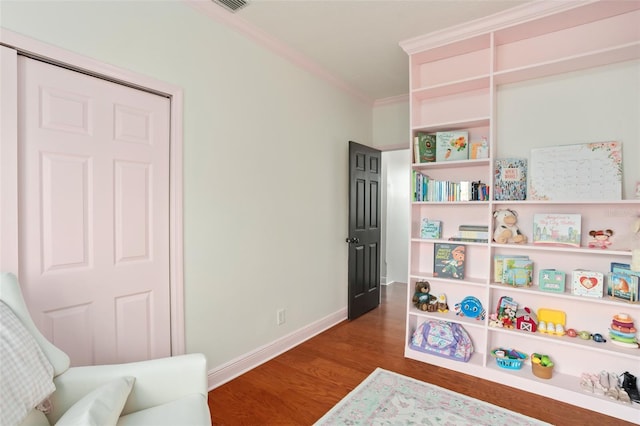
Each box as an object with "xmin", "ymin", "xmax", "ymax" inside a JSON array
[
  {"xmin": 608, "ymin": 313, "xmax": 639, "ymax": 348},
  {"xmin": 491, "ymin": 347, "xmax": 527, "ymax": 370},
  {"xmin": 531, "ymin": 353, "xmax": 554, "ymax": 379},
  {"xmin": 454, "ymin": 296, "xmax": 485, "ymax": 320},
  {"xmin": 495, "ymin": 296, "xmax": 518, "ymax": 328},
  {"xmin": 493, "ymin": 209, "xmax": 527, "ymax": 244},
  {"xmin": 515, "ymin": 307, "xmax": 538, "ymax": 332},
  {"xmin": 566, "ymin": 328, "xmax": 577, "ymax": 337},
  {"xmin": 537, "ymin": 308, "xmax": 566, "ymax": 336},
  {"xmin": 588, "ymin": 229, "xmax": 613, "ymax": 249},
  {"xmin": 412, "ymin": 281, "xmax": 437, "ymax": 312},
  {"xmin": 437, "ymin": 294, "xmax": 449, "ymax": 312}
]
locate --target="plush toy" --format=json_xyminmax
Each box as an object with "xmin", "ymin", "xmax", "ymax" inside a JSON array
[
  {"xmin": 493, "ymin": 209, "xmax": 527, "ymax": 244},
  {"xmin": 588, "ymin": 229, "xmax": 613, "ymax": 249},
  {"xmin": 412, "ymin": 281, "xmax": 436, "ymax": 311},
  {"xmin": 437, "ymin": 294, "xmax": 449, "ymax": 312}
]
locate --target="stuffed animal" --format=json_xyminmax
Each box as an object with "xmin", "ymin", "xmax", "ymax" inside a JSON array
[
  {"xmin": 437, "ymin": 293, "xmax": 449, "ymax": 312},
  {"xmin": 588, "ymin": 229, "xmax": 613, "ymax": 249},
  {"xmin": 412, "ymin": 281, "xmax": 436, "ymax": 311},
  {"xmin": 493, "ymin": 209, "xmax": 527, "ymax": 244}
]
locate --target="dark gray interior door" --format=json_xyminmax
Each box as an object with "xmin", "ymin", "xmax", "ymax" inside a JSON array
[{"xmin": 346, "ymin": 141, "xmax": 381, "ymax": 320}]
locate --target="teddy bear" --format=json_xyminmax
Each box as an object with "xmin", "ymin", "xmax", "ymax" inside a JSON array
[
  {"xmin": 412, "ymin": 281, "xmax": 436, "ymax": 311},
  {"xmin": 493, "ymin": 209, "xmax": 527, "ymax": 244}
]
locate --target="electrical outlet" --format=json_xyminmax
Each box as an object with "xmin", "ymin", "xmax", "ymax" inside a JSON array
[{"xmin": 277, "ymin": 309, "xmax": 286, "ymax": 325}]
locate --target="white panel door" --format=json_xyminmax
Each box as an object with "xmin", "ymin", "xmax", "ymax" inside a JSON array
[{"xmin": 18, "ymin": 56, "xmax": 171, "ymax": 366}]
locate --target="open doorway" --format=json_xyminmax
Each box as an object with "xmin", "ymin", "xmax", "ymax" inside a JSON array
[{"xmin": 380, "ymin": 149, "xmax": 410, "ymax": 288}]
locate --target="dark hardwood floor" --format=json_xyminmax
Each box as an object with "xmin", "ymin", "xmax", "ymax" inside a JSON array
[{"xmin": 208, "ymin": 283, "xmax": 635, "ymax": 425}]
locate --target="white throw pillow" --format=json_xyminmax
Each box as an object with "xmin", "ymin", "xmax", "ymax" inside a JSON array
[{"xmin": 55, "ymin": 377, "xmax": 135, "ymax": 426}]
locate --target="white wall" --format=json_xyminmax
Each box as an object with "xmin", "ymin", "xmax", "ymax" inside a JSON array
[
  {"xmin": 382, "ymin": 149, "xmax": 410, "ymax": 284},
  {"xmin": 374, "ymin": 99, "xmax": 410, "ymax": 285},
  {"xmin": 1, "ymin": 1, "xmax": 372, "ymax": 375}
]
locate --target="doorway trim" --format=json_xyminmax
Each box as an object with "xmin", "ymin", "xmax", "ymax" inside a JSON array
[{"xmin": 0, "ymin": 29, "xmax": 186, "ymax": 355}]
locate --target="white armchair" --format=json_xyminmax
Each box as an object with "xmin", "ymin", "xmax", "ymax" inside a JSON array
[{"xmin": 0, "ymin": 272, "xmax": 211, "ymax": 426}]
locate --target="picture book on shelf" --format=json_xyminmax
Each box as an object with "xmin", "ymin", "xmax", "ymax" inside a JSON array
[
  {"xmin": 608, "ymin": 272, "xmax": 638, "ymax": 302},
  {"xmin": 469, "ymin": 137, "xmax": 489, "ymax": 160},
  {"xmin": 502, "ymin": 258, "xmax": 533, "ymax": 287},
  {"xmin": 413, "ymin": 132, "xmax": 436, "ymax": 163},
  {"xmin": 493, "ymin": 255, "xmax": 529, "ymax": 283},
  {"xmin": 571, "ymin": 269, "xmax": 604, "ymax": 298},
  {"xmin": 609, "ymin": 262, "xmax": 640, "ymax": 302},
  {"xmin": 435, "ymin": 131, "xmax": 468, "ymax": 162},
  {"xmin": 433, "ymin": 243, "xmax": 465, "ymax": 280},
  {"xmin": 494, "ymin": 158, "xmax": 527, "ymax": 201},
  {"xmin": 420, "ymin": 218, "xmax": 441, "ymax": 239},
  {"xmin": 533, "ymin": 213, "xmax": 581, "ymax": 247}
]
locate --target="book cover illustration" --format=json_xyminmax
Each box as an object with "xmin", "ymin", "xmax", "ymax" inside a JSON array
[
  {"xmin": 469, "ymin": 137, "xmax": 489, "ymax": 160},
  {"xmin": 494, "ymin": 158, "xmax": 527, "ymax": 201},
  {"xmin": 533, "ymin": 213, "xmax": 581, "ymax": 247},
  {"xmin": 608, "ymin": 272, "xmax": 638, "ymax": 302},
  {"xmin": 609, "ymin": 262, "xmax": 640, "ymax": 302},
  {"xmin": 435, "ymin": 131, "xmax": 468, "ymax": 162},
  {"xmin": 538, "ymin": 269, "xmax": 566, "ymax": 293},
  {"xmin": 433, "ymin": 243, "xmax": 465, "ymax": 279},
  {"xmin": 502, "ymin": 258, "xmax": 533, "ymax": 287},
  {"xmin": 420, "ymin": 218, "xmax": 441, "ymax": 239},
  {"xmin": 493, "ymin": 255, "xmax": 529, "ymax": 283},
  {"xmin": 529, "ymin": 141, "xmax": 622, "ymax": 200},
  {"xmin": 414, "ymin": 132, "xmax": 436, "ymax": 163},
  {"xmin": 571, "ymin": 269, "xmax": 604, "ymax": 298}
]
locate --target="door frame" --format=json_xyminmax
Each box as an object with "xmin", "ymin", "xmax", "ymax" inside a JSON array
[{"xmin": 0, "ymin": 29, "xmax": 186, "ymax": 355}]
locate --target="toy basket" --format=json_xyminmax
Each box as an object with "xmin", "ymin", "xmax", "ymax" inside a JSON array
[{"xmin": 491, "ymin": 348, "xmax": 527, "ymax": 370}]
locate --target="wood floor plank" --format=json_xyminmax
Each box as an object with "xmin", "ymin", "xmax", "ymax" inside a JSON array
[{"xmin": 208, "ymin": 283, "xmax": 636, "ymax": 425}]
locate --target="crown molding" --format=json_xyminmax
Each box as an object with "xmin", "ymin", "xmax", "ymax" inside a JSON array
[
  {"xmin": 183, "ymin": 0, "xmax": 373, "ymax": 105},
  {"xmin": 373, "ymin": 94, "xmax": 409, "ymax": 107},
  {"xmin": 399, "ymin": 0, "xmax": 593, "ymax": 54}
]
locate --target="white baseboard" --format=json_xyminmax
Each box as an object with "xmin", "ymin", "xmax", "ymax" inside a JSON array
[{"xmin": 207, "ymin": 307, "xmax": 347, "ymax": 390}]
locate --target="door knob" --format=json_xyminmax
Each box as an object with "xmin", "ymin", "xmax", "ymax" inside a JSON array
[{"xmin": 345, "ymin": 237, "xmax": 360, "ymax": 244}]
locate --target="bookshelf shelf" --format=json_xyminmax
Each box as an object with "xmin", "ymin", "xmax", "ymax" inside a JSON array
[{"xmin": 401, "ymin": 2, "xmax": 640, "ymax": 423}]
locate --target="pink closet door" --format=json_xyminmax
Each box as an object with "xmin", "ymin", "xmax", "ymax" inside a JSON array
[{"xmin": 17, "ymin": 56, "xmax": 171, "ymax": 366}]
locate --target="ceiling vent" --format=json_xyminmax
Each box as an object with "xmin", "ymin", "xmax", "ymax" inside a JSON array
[{"xmin": 212, "ymin": 0, "xmax": 248, "ymax": 13}]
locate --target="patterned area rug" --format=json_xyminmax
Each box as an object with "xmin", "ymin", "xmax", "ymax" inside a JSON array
[{"xmin": 314, "ymin": 368, "xmax": 552, "ymax": 425}]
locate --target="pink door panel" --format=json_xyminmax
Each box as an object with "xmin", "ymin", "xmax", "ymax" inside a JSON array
[{"xmin": 18, "ymin": 56, "xmax": 171, "ymax": 366}]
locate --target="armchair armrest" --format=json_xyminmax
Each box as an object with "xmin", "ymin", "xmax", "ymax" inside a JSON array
[{"xmin": 48, "ymin": 353, "xmax": 208, "ymax": 423}]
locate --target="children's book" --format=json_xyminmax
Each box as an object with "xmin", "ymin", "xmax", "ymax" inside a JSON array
[
  {"xmin": 435, "ymin": 131, "xmax": 468, "ymax": 162},
  {"xmin": 493, "ymin": 158, "xmax": 527, "ymax": 201},
  {"xmin": 571, "ymin": 269, "xmax": 604, "ymax": 298},
  {"xmin": 493, "ymin": 255, "xmax": 529, "ymax": 283},
  {"xmin": 413, "ymin": 132, "xmax": 436, "ymax": 163},
  {"xmin": 433, "ymin": 243, "xmax": 465, "ymax": 280},
  {"xmin": 533, "ymin": 213, "xmax": 581, "ymax": 247},
  {"xmin": 608, "ymin": 272, "xmax": 638, "ymax": 302},
  {"xmin": 502, "ymin": 258, "xmax": 533, "ymax": 287},
  {"xmin": 420, "ymin": 218, "xmax": 441, "ymax": 239},
  {"xmin": 609, "ymin": 262, "xmax": 640, "ymax": 302},
  {"xmin": 469, "ymin": 138, "xmax": 489, "ymax": 159}
]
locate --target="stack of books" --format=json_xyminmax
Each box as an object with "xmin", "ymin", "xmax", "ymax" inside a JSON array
[{"xmin": 449, "ymin": 225, "xmax": 489, "ymax": 243}]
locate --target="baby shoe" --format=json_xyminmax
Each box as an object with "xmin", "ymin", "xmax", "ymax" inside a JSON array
[
  {"xmin": 592, "ymin": 373, "xmax": 606, "ymax": 395},
  {"xmin": 580, "ymin": 373, "xmax": 594, "ymax": 393}
]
